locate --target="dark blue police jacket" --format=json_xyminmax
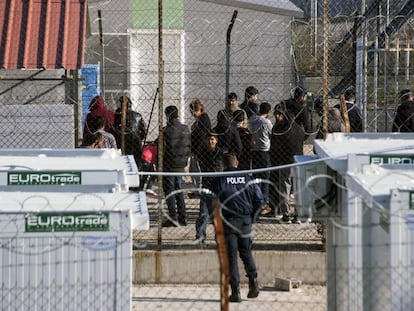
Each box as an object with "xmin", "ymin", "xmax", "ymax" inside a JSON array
[{"xmin": 208, "ymin": 167, "xmax": 264, "ymax": 219}]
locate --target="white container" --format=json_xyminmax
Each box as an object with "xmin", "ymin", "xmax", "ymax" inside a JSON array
[
  {"xmin": 346, "ymin": 165, "xmax": 414, "ymax": 311},
  {"xmin": 308, "ymin": 133, "xmax": 414, "ymax": 311},
  {"xmin": 314, "ymin": 132, "xmax": 414, "ymax": 173},
  {"xmin": 0, "ymin": 149, "xmax": 140, "ymax": 191},
  {"xmin": 0, "ymin": 190, "xmax": 149, "ymax": 311}
]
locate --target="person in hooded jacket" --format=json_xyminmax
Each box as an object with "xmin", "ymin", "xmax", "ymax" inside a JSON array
[
  {"xmin": 392, "ymin": 89, "xmax": 414, "ymax": 132},
  {"xmin": 109, "ymin": 96, "xmax": 147, "ymax": 167},
  {"xmin": 212, "ymin": 110, "xmax": 242, "ymax": 156},
  {"xmin": 83, "ymin": 95, "xmax": 114, "ymax": 135},
  {"xmin": 268, "ymin": 102, "xmax": 305, "ymax": 223}
]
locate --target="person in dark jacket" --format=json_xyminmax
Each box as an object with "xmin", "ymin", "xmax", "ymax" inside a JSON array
[
  {"xmin": 240, "ymin": 86, "xmax": 259, "ymax": 120},
  {"xmin": 110, "ymin": 96, "xmax": 147, "ymax": 167},
  {"xmin": 195, "ymin": 133, "xmax": 223, "ymax": 242},
  {"xmin": 207, "ymin": 153, "xmax": 264, "ymax": 303},
  {"xmin": 268, "ymin": 102, "xmax": 305, "ymax": 223},
  {"xmin": 232, "ymin": 110, "xmax": 253, "ymax": 170},
  {"xmin": 212, "ymin": 110, "xmax": 242, "ymax": 156},
  {"xmin": 161, "ymin": 105, "xmax": 191, "ymax": 227},
  {"xmin": 189, "ymin": 98, "xmax": 211, "ymax": 193},
  {"xmin": 219, "ymin": 92, "xmax": 247, "ymax": 125},
  {"xmin": 285, "ymin": 86, "xmax": 312, "ymax": 137},
  {"xmin": 392, "ymin": 89, "xmax": 414, "ymax": 132}
]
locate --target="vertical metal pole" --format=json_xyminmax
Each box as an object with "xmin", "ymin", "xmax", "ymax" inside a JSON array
[
  {"xmin": 362, "ymin": 1, "xmax": 368, "ymax": 132},
  {"xmin": 373, "ymin": 3, "xmax": 380, "ymax": 132},
  {"xmin": 322, "ymin": 0, "xmax": 329, "ymax": 140},
  {"xmin": 72, "ymin": 70, "xmax": 80, "ymax": 147},
  {"xmin": 384, "ymin": 0, "xmax": 389, "ymax": 131},
  {"xmin": 121, "ymin": 95, "xmax": 127, "ymax": 154},
  {"xmin": 311, "ymin": 0, "xmax": 318, "ymax": 63},
  {"xmin": 98, "ymin": 10, "xmax": 105, "ymax": 97},
  {"xmin": 225, "ymin": 10, "xmax": 238, "ymax": 100},
  {"xmin": 395, "ymin": 36, "xmax": 400, "ymax": 107},
  {"xmin": 405, "ymin": 38, "xmax": 410, "ymax": 88},
  {"xmin": 157, "ymin": 0, "xmax": 164, "ymax": 249}
]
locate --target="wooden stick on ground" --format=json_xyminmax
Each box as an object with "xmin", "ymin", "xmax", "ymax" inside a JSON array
[{"xmin": 212, "ymin": 199, "xmax": 229, "ymax": 311}]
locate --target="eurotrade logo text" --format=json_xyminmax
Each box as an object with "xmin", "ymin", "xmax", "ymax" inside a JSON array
[
  {"xmin": 25, "ymin": 212, "xmax": 109, "ymax": 232},
  {"xmin": 369, "ymin": 155, "xmax": 414, "ymax": 165},
  {"xmin": 8, "ymin": 171, "xmax": 82, "ymax": 185}
]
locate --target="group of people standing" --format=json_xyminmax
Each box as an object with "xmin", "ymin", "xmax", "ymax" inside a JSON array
[
  {"xmin": 81, "ymin": 86, "xmax": 366, "ymax": 303},
  {"xmin": 187, "ymin": 86, "xmax": 315, "ymax": 228},
  {"xmin": 82, "ymin": 95, "xmax": 158, "ymax": 196}
]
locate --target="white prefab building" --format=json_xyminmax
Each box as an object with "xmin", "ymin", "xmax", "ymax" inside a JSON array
[
  {"xmin": 0, "ymin": 192, "xmax": 136, "ymax": 311},
  {"xmin": 0, "ymin": 148, "xmax": 149, "ymax": 311},
  {"xmin": 294, "ymin": 133, "xmax": 414, "ymax": 311}
]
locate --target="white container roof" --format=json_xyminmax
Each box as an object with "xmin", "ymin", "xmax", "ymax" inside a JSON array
[
  {"xmin": 0, "ymin": 190, "xmax": 149, "ymax": 230},
  {"xmin": 346, "ymin": 165, "xmax": 414, "ymax": 209},
  {"xmin": 0, "ymin": 149, "xmax": 140, "ymax": 188},
  {"xmin": 314, "ymin": 133, "xmax": 414, "ymax": 172}
]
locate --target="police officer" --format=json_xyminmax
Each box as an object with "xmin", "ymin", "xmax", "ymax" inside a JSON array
[{"xmin": 208, "ymin": 153, "xmax": 264, "ymax": 302}]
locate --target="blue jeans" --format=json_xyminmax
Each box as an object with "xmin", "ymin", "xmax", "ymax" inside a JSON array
[
  {"xmin": 252, "ymin": 150, "xmax": 270, "ymax": 203},
  {"xmin": 163, "ymin": 175, "xmax": 186, "ymax": 220},
  {"xmin": 195, "ymin": 193, "xmax": 210, "ymax": 240}
]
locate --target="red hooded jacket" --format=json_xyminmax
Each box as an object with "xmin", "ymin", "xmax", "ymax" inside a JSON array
[{"xmin": 84, "ymin": 96, "xmax": 115, "ymax": 134}]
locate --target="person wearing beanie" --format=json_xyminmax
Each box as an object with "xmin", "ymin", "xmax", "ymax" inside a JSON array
[{"xmin": 268, "ymin": 101, "xmax": 304, "ymax": 223}]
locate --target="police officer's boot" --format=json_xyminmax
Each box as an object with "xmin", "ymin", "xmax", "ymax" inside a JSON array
[
  {"xmin": 229, "ymin": 283, "xmax": 241, "ymax": 302},
  {"xmin": 247, "ymin": 276, "xmax": 259, "ymax": 298}
]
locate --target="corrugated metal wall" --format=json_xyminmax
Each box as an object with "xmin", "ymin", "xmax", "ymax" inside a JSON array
[{"xmin": 0, "ymin": 0, "xmax": 87, "ymax": 70}]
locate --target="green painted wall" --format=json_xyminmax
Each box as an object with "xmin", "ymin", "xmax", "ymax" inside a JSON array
[{"xmin": 131, "ymin": 0, "xmax": 184, "ymax": 29}]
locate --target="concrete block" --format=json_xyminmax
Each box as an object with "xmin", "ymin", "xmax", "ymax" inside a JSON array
[{"xmin": 275, "ymin": 277, "xmax": 302, "ymax": 291}]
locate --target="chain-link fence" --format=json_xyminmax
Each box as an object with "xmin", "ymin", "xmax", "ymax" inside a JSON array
[{"xmin": 1, "ymin": 0, "xmax": 414, "ymax": 310}]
